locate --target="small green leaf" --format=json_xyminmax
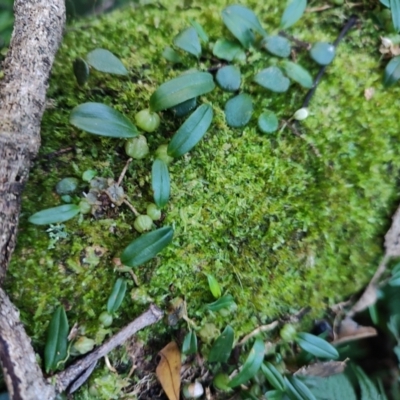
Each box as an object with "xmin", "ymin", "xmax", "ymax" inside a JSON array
[
  {"xmin": 295, "ymin": 332, "xmax": 339, "ymax": 359},
  {"xmin": 285, "ymin": 376, "xmax": 317, "ymax": 400},
  {"xmin": 254, "ymin": 66, "xmax": 290, "ymax": 93},
  {"xmin": 263, "ymin": 35, "xmax": 291, "ymax": 58},
  {"xmin": 174, "ymin": 27, "xmax": 201, "ymax": 58},
  {"xmin": 189, "ymin": 19, "xmax": 209, "ymax": 43},
  {"xmin": 265, "ymin": 390, "xmax": 284, "ymax": 400},
  {"xmin": 29, "ymin": 204, "xmax": 80, "ymax": 225},
  {"xmin": 70, "ymin": 102, "xmax": 138, "ymax": 138},
  {"xmin": 216, "ymin": 65, "xmax": 241, "ymax": 92},
  {"xmin": 151, "ymin": 159, "xmax": 170, "ymax": 209},
  {"xmin": 383, "ymin": 55, "xmax": 400, "ymax": 87},
  {"xmin": 280, "ymin": 0, "xmax": 307, "ymax": 29},
  {"xmin": 222, "ymin": 5, "xmax": 265, "ymax": 48},
  {"xmin": 82, "ymin": 169, "xmax": 97, "ymax": 182},
  {"xmin": 353, "ymin": 366, "xmax": 383, "ymax": 400},
  {"xmin": 213, "ymin": 39, "xmax": 246, "ymax": 62},
  {"xmin": 224, "ymin": 93, "xmax": 253, "ymax": 128},
  {"xmin": 208, "ymin": 325, "xmax": 234, "ymax": 363},
  {"xmin": 150, "ymin": 72, "xmax": 215, "ymax": 112},
  {"xmin": 310, "ymin": 42, "xmax": 336, "ymax": 66},
  {"xmin": 120, "ymin": 226, "xmax": 174, "ymax": 267},
  {"xmin": 228, "ymin": 338, "xmax": 265, "ymax": 388},
  {"xmin": 391, "ymin": 0, "xmax": 400, "ymax": 32},
  {"xmin": 206, "ymin": 294, "xmax": 236, "ymax": 311},
  {"xmin": 168, "ymin": 104, "xmax": 213, "ymax": 158},
  {"xmin": 162, "ymin": 46, "xmax": 182, "ymax": 64},
  {"xmin": 258, "ymin": 110, "xmax": 279, "ymax": 134},
  {"xmin": 73, "ymin": 57, "xmax": 89, "ymax": 86},
  {"xmin": 282, "ymin": 61, "xmax": 313, "ymax": 88},
  {"xmin": 86, "ymin": 48, "xmax": 128, "ymax": 75},
  {"xmin": 206, "ymin": 274, "xmax": 222, "ymax": 298},
  {"xmin": 222, "ymin": 4, "xmax": 265, "ymax": 48},
  {"xmin": 44, "ymin": 306, "xmax": 69, "ymax": 373},
  {"xmin": 171, "ymin": 97, "xmax": 197, "ymax": 117},
  {"xmin": 107, "ymin": 278, "xmax": 127, "ymax": 314},
  {"xmin": 261, "ymin": 362, "xmax": 286, "ymax": 391},
  {"xmin": 182, "ymin": 331, "xmax": 198, "ymax": 355}
]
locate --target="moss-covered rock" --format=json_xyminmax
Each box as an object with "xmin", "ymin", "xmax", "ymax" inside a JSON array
[{"xmin": 4, "ymin": 0, "xmax": 400, "ymax": 396}]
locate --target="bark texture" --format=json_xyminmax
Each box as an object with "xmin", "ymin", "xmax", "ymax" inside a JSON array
[{"xmin": 0, "ymin": 0, "xmax": 65, "ymax": 398}]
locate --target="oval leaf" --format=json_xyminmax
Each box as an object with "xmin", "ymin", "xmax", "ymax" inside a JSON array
[
  {"xmin": 174, "ymin": 27, "xmax": 201, "ymax": 58},
  {"xmin": 44, "ymin": 306, "xmax": 69, "ymax": 373},
  {"xmin": 168, "ymin": 104, "xmax": 213, "ymax": 157},
  {"xmin": 208, "ymin": 325, "xmax": 234, "ymax": 363},
  {"xmin": 282, "ymin": 61, "xmax": 313, "ymax": 88},
  {"xmin": 70, "ymin": 102, "xmax": 138, "ymax": 138},
  {"xmin": 206, "ymin": 274, "xmax": 222, "ymax": 299},
  {"xmin": 107, "ymin": 278, "xmax": 127, "ymax": 314},
  {"xmin": 280, "ymin": 0, "xmax": 307, "ymax": 29},
  {"xmin": 224, "ymin": 93, "xmax": 253, "ymax": 128},
  {"xmin": 120, "ymin": 226, "xmax": 174, "ymax": 267},
  {"xmin": 86, "ymin": 48, "xmax": 128, "ymax": 75},
  {"xmin": 254, "ymin": 66, "xmax": 290, "ymax": 93},
  {"xmin": 213, "ymin": 39, "xmax": 246, "ymax": 62},
  {"xmin": 216, "ymin": 65, "xmax": 241, "ymax": 92},
  {"xmin": 295, "ymin": 332, "xmax": 339, "ymax": 359},
  {"xmin": 152, "ymin": 159, "xmax": 170, "ymax": 209},
  {"xmin": 150, "ymin": 72, "xmax": 215, "ymax": 112},
  {"xmin": 384, "ymin": 55, "xmax": 400, "ymax": 87},
  {"xmin": 73, "ymin": 57, "xmax": 89, "ymax": 86},
  {"xmin": 310, "ymin": 42, "xmax": 336, "ymax": 66},
  {"xmin": 182, "ymin": 331, "xmax": 198, "ymax": 355},
  {"xmin": 206, "ymin": 294, "xmax": 236, "ymax": 311},
  {"xmin": 228, "ymin": 338, "xmax": 265, "ymax": 387},
  {"xmin": 261, "ymin": 362, "xmax": 286, "ymax": 391},
  {"xmin": 156, "ymin": 342, "xmax": 181, "ymax": 400},
  {"xmin": 263, "ymin": 35, "xmax": 291, "ymax": 58},
  {"xmin": 29, "ymin": 204, "xmax": 80, "ymax": 225},
  {"xmin": 222, "ymin": 5, "xmax": 265, "ymax": 48},
  {"xmin": 258, "ymin": 110, "xmax": 279, "ymax": 134}
]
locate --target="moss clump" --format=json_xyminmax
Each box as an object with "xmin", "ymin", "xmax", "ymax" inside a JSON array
[{"xmin": 5, "ymin": 0, "xmax": 400, "ymax": 396}]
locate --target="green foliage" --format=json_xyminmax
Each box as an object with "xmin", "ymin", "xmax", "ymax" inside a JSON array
[
  {"xmin": 151, "ymin": 159, "xmax": 170, "ymax": 208},
  {"xmin": 73, "ymin": 57, "xmax": 90, "ymax": 86},
  {"xmin": 215, "ymin": 65, "xmax": 241, "ymax": 92},
  {"xmin": 167, "ymin": 104, "xmax": 213, "ymax": 157},
  {"xmin": 258, "ymin": 110, "xmax": 279, "ymax": 133},
  {"xmin": 173, "ymin": 27, "xmax": 201, "ymax": 58},
  {"xmin": 149, "ymin": 72, "xmax": 215, "ymax": 111},
  {"xmin": 29, "ymin": 204, "xmax": 81, "ymax": 225},
  {"xmin": 212, "ymin": 39, "xmax": 246, "ymax": 62},
  {"xmin": 228, "ymin": 338, "xmax": 264, "ymax": 387},
  {"xmin": 44, "ymin": 306, "xmax": 69, "ymax": 373},
  {"xmin": 208, "ymin": 325, "xmax": 234, "ymax": 363},
  {"xmin": 310, "ymin": 42, "xmax": 336, "ymax": 65},
  {"xmin": 86, "ymin": 48, "xmax": 128, "ymax": 75},
  {"xmin": 254, "ymin": 66, "xmax": 290, "ymax": 93},
  {"xmin": 224, "ymin": 93, "xmax": 253, "ymax": 127},
  {"xmin": 106, "ymin": 278, "xmax": 127, "ymax": 314},
  {"xmin": 182, "ymin": 331, "xmax": 198, "ymax": 355},
  {"xmin": 263, "ymin": 35, "xmax": 292, "ymax": 58},
  {"xmin": 120, "ymin": 226, "xmax": 174, "ymax": 267},
  {"xmin": 383, "ymin": 56, "xmax": 400, "ymax": 87},
  {"xmin": 295, "ymin": 332, "xmax": 339, "ymax": 359},
  {"xmin": 70, "ymin": 102, "xmax": 138, "ymax": 138},
  {"xmin": 280, "ymin": 0, "xmax": 307, "ymax": 29},
  {"xmin": 206, "ymin": 294, "xmax": 236, "ymax": 311},
  {"xmin": 206, "ymin": 274, "xmax": 222, "ymax": 299}
]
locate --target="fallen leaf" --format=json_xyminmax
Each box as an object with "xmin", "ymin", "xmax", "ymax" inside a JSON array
[
  {"xmin": 156, "ymin": 341, "xmax": 181, "ymax": 400},
  {"xmin": 294, "ymin": 360, "xmax": 348, "ymax": 377},
  {"xmin": 333, "ymin": 318, "xmax": 377, "ymax": 345}
]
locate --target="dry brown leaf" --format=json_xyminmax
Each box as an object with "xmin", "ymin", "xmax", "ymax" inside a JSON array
[
  {"xmin": 156, "ymin": 341, "xmax": 181, "ymax": 400},
  {"xmin": 294, "ymin": 360, "xmax": 348, "ymax": 377},
  {"xmin": 385, "ymin": 204, "xmax": 400, "ymax": 257},
  {"xmin": 333, "ymin": 318, "xmax": 377, "ymax": 345}
]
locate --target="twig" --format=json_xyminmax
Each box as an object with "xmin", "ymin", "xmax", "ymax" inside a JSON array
[
  {"xmin": 54, "ymin": 304, "xmax": 164, "ymax": 394},
  {"xmin": 117, "ymin": 158, "xmax": 132, "ymax": 186},
  {"xmin": 238, "ymin": 321, "xmax": 279, "ymax": 345}
]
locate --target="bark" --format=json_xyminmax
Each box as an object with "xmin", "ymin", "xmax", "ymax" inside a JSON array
[{"xmin": 0, "ymin": 0, "xmax": 66, "ymax": 398}]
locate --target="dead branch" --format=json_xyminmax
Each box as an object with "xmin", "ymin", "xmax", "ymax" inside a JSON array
[{"xmin": 54, "ymin": 304, "xmax": 164, "ymax": 394}]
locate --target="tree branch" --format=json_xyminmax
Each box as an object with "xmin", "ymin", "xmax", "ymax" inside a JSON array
[{"xmin": 0, "ymin": 0, "xmax": 65, "ymax": 398}]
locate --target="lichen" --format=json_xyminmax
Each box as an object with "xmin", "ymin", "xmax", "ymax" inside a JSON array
[{"xmin": 5, "ymin": 0, "xmax": 400, "ymax": 397}]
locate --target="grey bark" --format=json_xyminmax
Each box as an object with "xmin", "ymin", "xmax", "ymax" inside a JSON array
[{"xmin": 0, "ymin": 0, "xmax": 65, "ymax": 398}]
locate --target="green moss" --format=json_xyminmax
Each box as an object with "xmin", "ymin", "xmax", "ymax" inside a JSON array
[{"xmin": 5, "ymin": 0, "xmax": 400, "ymax": 396}]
